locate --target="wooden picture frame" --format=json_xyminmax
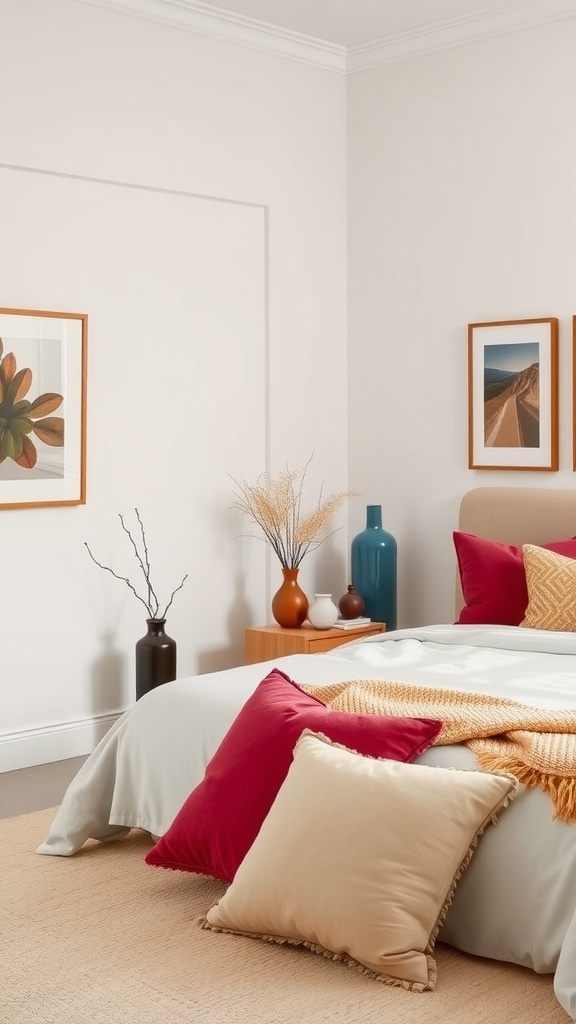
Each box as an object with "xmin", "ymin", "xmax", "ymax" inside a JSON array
[
  {"xmin": 0, "ymin": 307, "xmax": 87, "ymax": 509},
  {"xmin": 569, "ymin": 311, "xmax": 573, "ymax": 471},
  {"xmin": 468, "ymin": 317, "xmax": 558, "ymax": 471}
]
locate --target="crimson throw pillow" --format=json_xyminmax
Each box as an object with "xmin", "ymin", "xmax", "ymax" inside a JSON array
[
  {"xmin": 145, "ymin": 668, "xmax": 442, "ymax": 883},
  {"xmin": 453, "ymin": 531, "xmax": 576, "ymax": 626}
]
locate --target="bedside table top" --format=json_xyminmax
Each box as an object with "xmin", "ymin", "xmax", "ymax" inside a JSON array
[{"xmin": 246, "ymin": 623, "xmax": 385, "ymax": 639}]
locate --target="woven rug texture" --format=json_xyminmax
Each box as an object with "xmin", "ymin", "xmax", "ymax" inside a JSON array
[{"xmin": 0, "ymin": 807, "xmax": 569, "ymax": 1024}]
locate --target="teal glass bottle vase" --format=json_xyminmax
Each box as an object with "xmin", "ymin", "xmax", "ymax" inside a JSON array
[{"xmin": 351, "ymin": 505, "xmax": 397, "ymax": 631}]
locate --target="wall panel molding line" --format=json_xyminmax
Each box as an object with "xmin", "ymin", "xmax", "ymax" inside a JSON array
[
  {"xmin": 0, "ymin": 162, "xmax": 267, "ymax": 212},
  {"xmin": 71, "ymin": 0, "xmax": 575, "ymax": 73},
  {"xmin": 0, "ymin": 712, "xmax": 123, "ymax": 772},
  {"xmin": 0, "ymin": 158, "xmax": 271, "ymax": 467}
]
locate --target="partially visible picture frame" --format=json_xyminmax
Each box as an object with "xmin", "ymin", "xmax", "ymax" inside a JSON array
[
  {"xmin": 468, "ymin": 317, "xmax": 558, "ymax": 471},
  {"xmin": 569, "ymin": 313, "xmax": 573, "ymax": 473},
  {"xmin": 0, "ymin": 307, "xmax": 87, "ymax": 509}
]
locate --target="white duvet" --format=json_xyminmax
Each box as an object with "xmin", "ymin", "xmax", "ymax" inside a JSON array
[{"xmin": 38, "ymin": 624, "xmax": 576, "ymax": 1019}]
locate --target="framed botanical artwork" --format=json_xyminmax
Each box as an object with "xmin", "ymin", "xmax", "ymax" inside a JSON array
[
  {"xmin": 0, "ymin": 307, "xmax": 87, "ymax": 509},
  {"xmin": 468, "ymin": 317, "xmax": 558, "ymax": 471}
]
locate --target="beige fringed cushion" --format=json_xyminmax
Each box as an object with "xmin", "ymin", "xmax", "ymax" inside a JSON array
[
  {"xmin": 521, "ymin": 544, "xmax": 576, "ymax": 631},
  {"xmin": 199, "ymin": 731, "xmax": 517, "ymax": 992}
]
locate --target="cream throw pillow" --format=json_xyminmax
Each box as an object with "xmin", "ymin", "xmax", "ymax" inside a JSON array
[
  {"xmin": 521, "ymin": 544, "xmax": 576, "ymax": 631},
  {"xmin": 199, "ymin": 730, "xmax": 517, "ymax": 992}
]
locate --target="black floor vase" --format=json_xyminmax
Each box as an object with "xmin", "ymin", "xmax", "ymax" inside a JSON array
[{"xmin": 135, "ymin": 618, "xmax": 177, "ymax": 700}]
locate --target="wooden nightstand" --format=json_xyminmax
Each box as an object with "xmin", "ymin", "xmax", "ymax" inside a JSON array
[{"xmin": 244, "ymin": 622, "xmax": 386, "ymax": 664}]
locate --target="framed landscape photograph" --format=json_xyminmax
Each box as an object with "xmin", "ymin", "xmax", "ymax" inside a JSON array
[
  {"xmin": 468, "ymin": 317, "xmax": 558, "ymax": 471},
  {"xmin": 0, "ymin": 307, "xmax": 87, "ymax": 509},
  {"xmin": 569, "ymin": 311, "xmax": 573, "ymax": 471}
]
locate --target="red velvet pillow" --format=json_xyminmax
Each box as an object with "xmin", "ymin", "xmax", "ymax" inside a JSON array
[
  {"xmin": 453, "ymin": 531, "xmax": 576, "ymax": 626},
  {"xmin": 145, "ymin": 668, "xmax": 442, "ymax": 882}
]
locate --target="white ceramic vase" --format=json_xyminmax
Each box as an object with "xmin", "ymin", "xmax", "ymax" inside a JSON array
[{"xmin": 307, "ymin": 593, "xmax": 338, "ymax": 630}]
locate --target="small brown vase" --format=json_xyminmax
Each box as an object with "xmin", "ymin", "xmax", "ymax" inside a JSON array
[
  {"xmin": 338, "ymin": 584, "xmax": 365, "ymax": 620},
  {"xmin": 271, "ymin": 567, "xmax": 309, "ymax": 628}
]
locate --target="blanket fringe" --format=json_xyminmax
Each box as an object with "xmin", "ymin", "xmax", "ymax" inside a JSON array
[
  {"xmin": 306, "ymin": 677, "xmax": 576, "ymax": 822},
  {"xmin": 473, "ymin": 753, "xmax": 576, "ymax": 823}
]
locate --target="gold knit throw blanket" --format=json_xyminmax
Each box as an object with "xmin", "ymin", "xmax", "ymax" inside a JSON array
[{"xmin": 302, "ymin": 679, "xmax": 576, "ymax": 824}]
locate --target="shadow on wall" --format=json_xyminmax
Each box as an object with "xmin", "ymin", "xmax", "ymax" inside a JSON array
[
  {"xmin": 90, "ymin": 631, "xmax": 127, "ymax": 716},
  {"xmin": 306, "ymin": 534, "xmax": 347, "ymax": 609},
  {"xmin": 196, "ymin": 567, "xmax": 252, "ymax": 675}
]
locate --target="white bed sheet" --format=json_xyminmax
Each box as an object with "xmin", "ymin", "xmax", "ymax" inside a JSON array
[{"xmin": 37, "ymin": 625, "xmax": 576, "ymax": 1019}]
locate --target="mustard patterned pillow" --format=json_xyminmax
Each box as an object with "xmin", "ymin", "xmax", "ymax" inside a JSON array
[{"xmin": 521, "ymin": 544, "xmax": 576, "ymax": 631}]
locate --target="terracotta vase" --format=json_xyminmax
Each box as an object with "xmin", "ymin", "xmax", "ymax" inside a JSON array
[{"xmin": 271, "ymin": 567, "xmax": 308, "ymax": 628}]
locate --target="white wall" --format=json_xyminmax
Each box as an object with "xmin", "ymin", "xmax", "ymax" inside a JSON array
[
  {"xmin": 4, "ymin": 2, "xmax": 573, "ymax": 771},
  {"xmin": 347, "ymin": 18, "xmax": 576, "ymax": 627},
  {"xmin": 0, "ymin": 0, "xmax": 348, "ymax": 769}
]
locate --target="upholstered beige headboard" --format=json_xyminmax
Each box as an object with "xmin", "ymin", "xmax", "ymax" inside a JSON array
[{"xmin": 456, "ymin": 487, "xmax": 576, "ymax": 614}]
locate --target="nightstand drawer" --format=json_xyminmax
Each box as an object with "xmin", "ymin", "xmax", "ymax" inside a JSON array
[{"xmin": 244, "ymin": 623, "xmax": 385, "ymax": 664}]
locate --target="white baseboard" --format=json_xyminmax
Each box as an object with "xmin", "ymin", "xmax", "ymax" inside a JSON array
[{"xmin": 0, "ymin": 712, "xmax": 124, "ymax": 773}]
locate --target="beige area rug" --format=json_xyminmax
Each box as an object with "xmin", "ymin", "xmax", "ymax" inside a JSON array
[{"xmin": 0, "ymin": 808, "xmax": 569, "ymax": 1024}]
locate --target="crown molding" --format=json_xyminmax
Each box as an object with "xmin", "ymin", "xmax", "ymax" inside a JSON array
[
  {"xmin": 72, "ymin": 0, "xmax": 347, "ymax": 73},
  {"xmin": 73, "ymin": 0, "xmax": 576, "ymax": 74},
  {"xmin": 347, "ymin": 0, "xmax": 576, "ymax": 73}
]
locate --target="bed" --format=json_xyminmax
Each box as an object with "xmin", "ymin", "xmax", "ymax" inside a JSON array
[{"xmin": 37, "ymin": 486, "xmax": 576, "ymax": 1017}]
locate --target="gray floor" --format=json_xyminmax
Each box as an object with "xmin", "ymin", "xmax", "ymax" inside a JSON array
[{"xmin": 0, "ymin": 756, "xmax": 87, "ymax": 819}]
